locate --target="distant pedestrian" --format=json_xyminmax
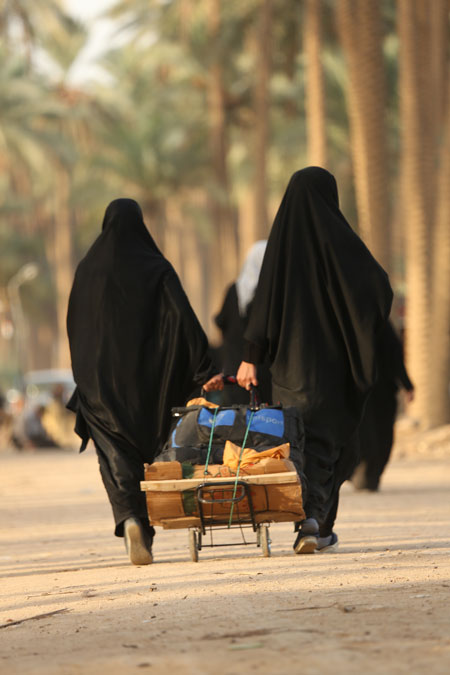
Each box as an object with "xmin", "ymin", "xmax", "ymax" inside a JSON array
[
  {"xmin": 352, "ymin": 320, "xmax": 414, "ymax": 491},
  {"xmin": 215, "ymin": 240, "xmax": 271, "ymax": 404}
]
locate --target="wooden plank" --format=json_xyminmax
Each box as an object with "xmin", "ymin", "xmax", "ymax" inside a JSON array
[
  {"xmin": 153, "ymin": 511, "xmax": 304, "ymax": 529},
  {"xmin": 159, "ymin": 517, "xmax": 201, "ymax": 529},
  {"xmin": 140, "ymin": 471, "xmax": 299, "ymax": 492},
  {"xmin": 254, "ymin": 510, "xmax": 304, "ymax": 524}
]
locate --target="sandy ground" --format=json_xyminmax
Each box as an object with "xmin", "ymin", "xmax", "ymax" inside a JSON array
[{"xmin": 0, "ymin": 440, "xmax": 449, "ymax": 675}]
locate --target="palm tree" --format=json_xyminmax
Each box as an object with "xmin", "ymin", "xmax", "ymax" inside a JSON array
[
  {"xmin": 429, "ymin": 77, "xmax": 450, "ymax": 427},
  {"xmin": 398, "ymin": 0, "xmax": 432, "ymax": 428},
  {"xmin": 336, "ymin": 0, "xmax": 390, "ymax": 273},
  {"xmin": 2, "ymin": 2, "xmax": 93, "ymax": 370},
  {"xmin": 304, "ymin": 0, "xmax": 327, "ymax": 168},
  {"xmin": 253, "ymin": 0, "xmax": 272, "ymax": 239},
  {"xmin": 0, "ymin": 46, "xmax": 72, "ymax": 370},
  {"xmin": 206, "ymin": 0, "xmax": 239, "ymax": 299},
  {"xmin": 0, "ymin": 0, "xmax": 69, "ymax": 61}
]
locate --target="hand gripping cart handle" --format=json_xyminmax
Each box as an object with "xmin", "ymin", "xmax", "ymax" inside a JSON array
[{"xmin": 201, "ymin": 374, "xmax": 260, "ymax": 410}]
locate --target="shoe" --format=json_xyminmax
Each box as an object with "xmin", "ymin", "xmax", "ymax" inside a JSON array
[
  {"xmin": 316, "ymin": 532, "xmax": 339, "ymax": 553},
  {"xmin": 293, "ymin": 517, "xmax": 319, "ymax": 554},
  {"xmin": 293, "ymin": 531, "xmax": 318, "ymax": 554},
  {"xmin": 124, "ymin": 518, "xmax": 153, "ymax": 565}
]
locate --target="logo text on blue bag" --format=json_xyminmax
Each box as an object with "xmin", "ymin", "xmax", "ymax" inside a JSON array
[
  {"xmin": 198, "ymin": 408, "xmax": 237, "ymax": 428},
  {"xmin": 246, "ymin": 409, "xmax": 284, "ymax": 437}
]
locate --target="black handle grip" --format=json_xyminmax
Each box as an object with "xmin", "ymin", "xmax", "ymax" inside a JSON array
[
  {"xmin": 223, "ymin": 374, "xmax": 260, "ymax": 410},
  {"xmin": 202, "ymin": 375, "xmax": 260, "ymax": 409}
]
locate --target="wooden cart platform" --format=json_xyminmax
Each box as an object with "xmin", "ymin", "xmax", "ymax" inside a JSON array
[{"xmin": 140, "ymin": 464, "xmax": 305, "ymax": 532}]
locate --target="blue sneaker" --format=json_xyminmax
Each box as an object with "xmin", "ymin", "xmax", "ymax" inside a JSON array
[
  {"xmin": 293, "ymin": 518, "xmax": 319, "ymax": 554},
  {"xmin": 293, "ymin": 533, "xmax": 318, "ymax": 553},
  {"xmin": 316, "ymin": 532, "xmax": 339, "ymax": 553}
]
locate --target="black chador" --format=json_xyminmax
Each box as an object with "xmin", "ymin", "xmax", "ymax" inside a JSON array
[
  {"xmin": 242, "ymin": 167, "xmax": 393, "ymax": 536},
  {"xmin": 67, "ymin": 199, "xmax": 215, "ymax": 538}
]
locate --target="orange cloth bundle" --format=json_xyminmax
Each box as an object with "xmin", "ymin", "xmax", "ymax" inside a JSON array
[{"xmin": 222, "ymin": 440, "xmax": 290, "ymax": 472}]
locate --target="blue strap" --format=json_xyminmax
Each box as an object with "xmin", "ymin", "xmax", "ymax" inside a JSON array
[
  {"xmin": 228, "ymin": 410, "xmax": 255, "ymax": 527},
  {"xmin": 204, "ymin": 407, "xmax": 219, "ymax": 476}
]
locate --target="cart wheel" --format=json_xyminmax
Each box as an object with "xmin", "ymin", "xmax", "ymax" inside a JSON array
[
  {"xmin": 259, "ymin": 525, "xmax": 271, "ymax": 557},
  {"xmin": 188, "ymin": 529, "xmax": 199, "ymax": 562}
]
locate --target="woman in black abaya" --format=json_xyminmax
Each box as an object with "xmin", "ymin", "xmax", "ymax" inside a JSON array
[
  {"xmin": 67, "ymin": 199, "xmax": 222, "ymax": 565},
  {"xmin": 237, "ymin": 167, "xmax": 392, "ymax": 553}
]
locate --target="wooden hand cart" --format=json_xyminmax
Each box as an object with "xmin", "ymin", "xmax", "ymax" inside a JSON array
[
  {"xmin": 140, "ymin": 469, "xmax": 304, "ymax": 561},
  {"xmin": 141, "ymin": 380, "xmax": 304, "ymax": 561}
]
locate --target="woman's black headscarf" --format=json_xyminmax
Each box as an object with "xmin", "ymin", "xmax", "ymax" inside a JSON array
[
  {"xmin": 67, "ymin": 198, "xmax": 215, "ymax": 460},
  {"xmin": 243, "ymin": 167, "xmax": 393, "ymax": 444}
]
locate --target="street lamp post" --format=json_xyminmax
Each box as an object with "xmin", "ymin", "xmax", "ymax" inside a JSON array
[{"xmin": 6, "ymin": 263, "xmax": 39, "ymax": 384}]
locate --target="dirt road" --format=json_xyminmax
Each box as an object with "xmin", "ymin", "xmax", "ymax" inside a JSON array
[{"xmin": 0, "ymin": 445, "xmax": 449, "ymax": 674}]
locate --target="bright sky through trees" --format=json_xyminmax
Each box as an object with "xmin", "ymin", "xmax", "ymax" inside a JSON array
[{"xmin": 63, "ymin": 0, "xmax": 116, "ymax": 83}]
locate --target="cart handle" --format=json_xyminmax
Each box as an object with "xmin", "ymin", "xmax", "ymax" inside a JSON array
[{"xmin": 222, "ymin": 375, "xmax": 260, "ymax": 410}]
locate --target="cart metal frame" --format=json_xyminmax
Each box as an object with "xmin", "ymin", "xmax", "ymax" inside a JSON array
[{"xmin": 187, "ymin": 480, "xmax": 271, "ymax": 561}]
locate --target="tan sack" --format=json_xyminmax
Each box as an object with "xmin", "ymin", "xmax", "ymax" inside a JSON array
[{"xmin": 222, "ymin": 441, "xmax": 290, "ymax": 472}]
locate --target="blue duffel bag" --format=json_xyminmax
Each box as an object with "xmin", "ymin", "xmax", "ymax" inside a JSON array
[{"xmin": 154, "ymin": 402, "xmax": 305, "ymax": 479}]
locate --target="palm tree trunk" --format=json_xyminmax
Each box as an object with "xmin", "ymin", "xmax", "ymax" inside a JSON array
[
  {"xmin": 429, "ymin": 0, "xmax": 449, "ymax": 133},
  {"xmin": 206, "ymin": 0, "xmax": 238, "ymax": 320},
  {"xmin": 184, "ymin": 224, "xmax": 204, "ymax": 327},
  {"xmin": 143, "ymin": 199, "xmax": 166, "ymax": 252},
  {"xmin": 164, "ymin": 201, "xmax": 184, "ymax": 278},
  {"xmin": 429, "ymin": 78, "xmax": 450, "ymax": 426},
  {"xmin": 398, "ymin": 0, "xmax": 432, "ymax": 428},
  {"xmin": 304, "ymin": 0, "xmax": 327, "ymax": 168},
  {"xmin": 253, "ymin": 0, "xmax": 273, "ymax": 240},
  {"xmin": 53, "ymin": 168, "xmax": 73, "ymax": 369},
  {"xmin": 421, "ymin": 0, "xmax": 449, "ymax": 234},
  {"xmin": 238, "ymin": 189, "xmax": 257, "ymax": 268},
  {"xmin": 336, "ymin": 0, "xmax": 390, "ymax": 272},
  {"xmin": 415, "ymin": 1, "xmax": 436, "ymax": 235},
  {"xmin": 179, "ymin": 0, "xmax": 193, "ymax": 46}
]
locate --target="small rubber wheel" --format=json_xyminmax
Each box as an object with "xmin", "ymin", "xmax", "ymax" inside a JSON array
[
  {"xmin": 189, "ymin": 529, "xmax": 199, "ymax": 562},
  {"xmin": 259, "ymin": 525, "xmax": 271, "ymax": 557}
]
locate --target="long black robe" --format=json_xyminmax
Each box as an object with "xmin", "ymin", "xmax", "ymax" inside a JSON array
[
  {"xmin": 242, "ymin": 167, "xmax": 393, "ymax": 531},
  {"xmin": 352, "ymin": 320, "xmax": 414, "ymax": 491},
  {"xmin": 67, "ymin": 199, "xmax": 215, "ymax": 535}
]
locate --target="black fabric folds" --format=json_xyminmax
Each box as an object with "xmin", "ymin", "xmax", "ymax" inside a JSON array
[
  {"xmin": 67, "ymin": 198, "xmax": 215, "ymax": 464},
  {"xmin": 243, "ymin": 167, "xmax": 393, "ymax": 445},
  {"xmin": 242, "ymin": 167, "xmax": 393, "ymax": 525},
  {"xmin": 352, "ymin": 321, "xmax": 414, "ymax": 491}
]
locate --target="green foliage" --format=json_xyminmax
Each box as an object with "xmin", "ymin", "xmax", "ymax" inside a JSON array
[{"xmin": 0, "ymin": 0, "xmax": 403, "ymax": 376}]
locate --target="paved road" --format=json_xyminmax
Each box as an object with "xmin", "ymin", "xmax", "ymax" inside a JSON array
[{"xmin": 0, "ymin": 448, "xmax": 449, "ymax": 674}]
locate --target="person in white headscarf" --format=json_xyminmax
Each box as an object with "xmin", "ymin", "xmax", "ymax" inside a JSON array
[
  {"xmin": 235, "ymin": 240, "xmax": 268, "ymax": 317},
  {"xmin": 214, "ymin": 241, "xmax": 271, "ymax": 404}
]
